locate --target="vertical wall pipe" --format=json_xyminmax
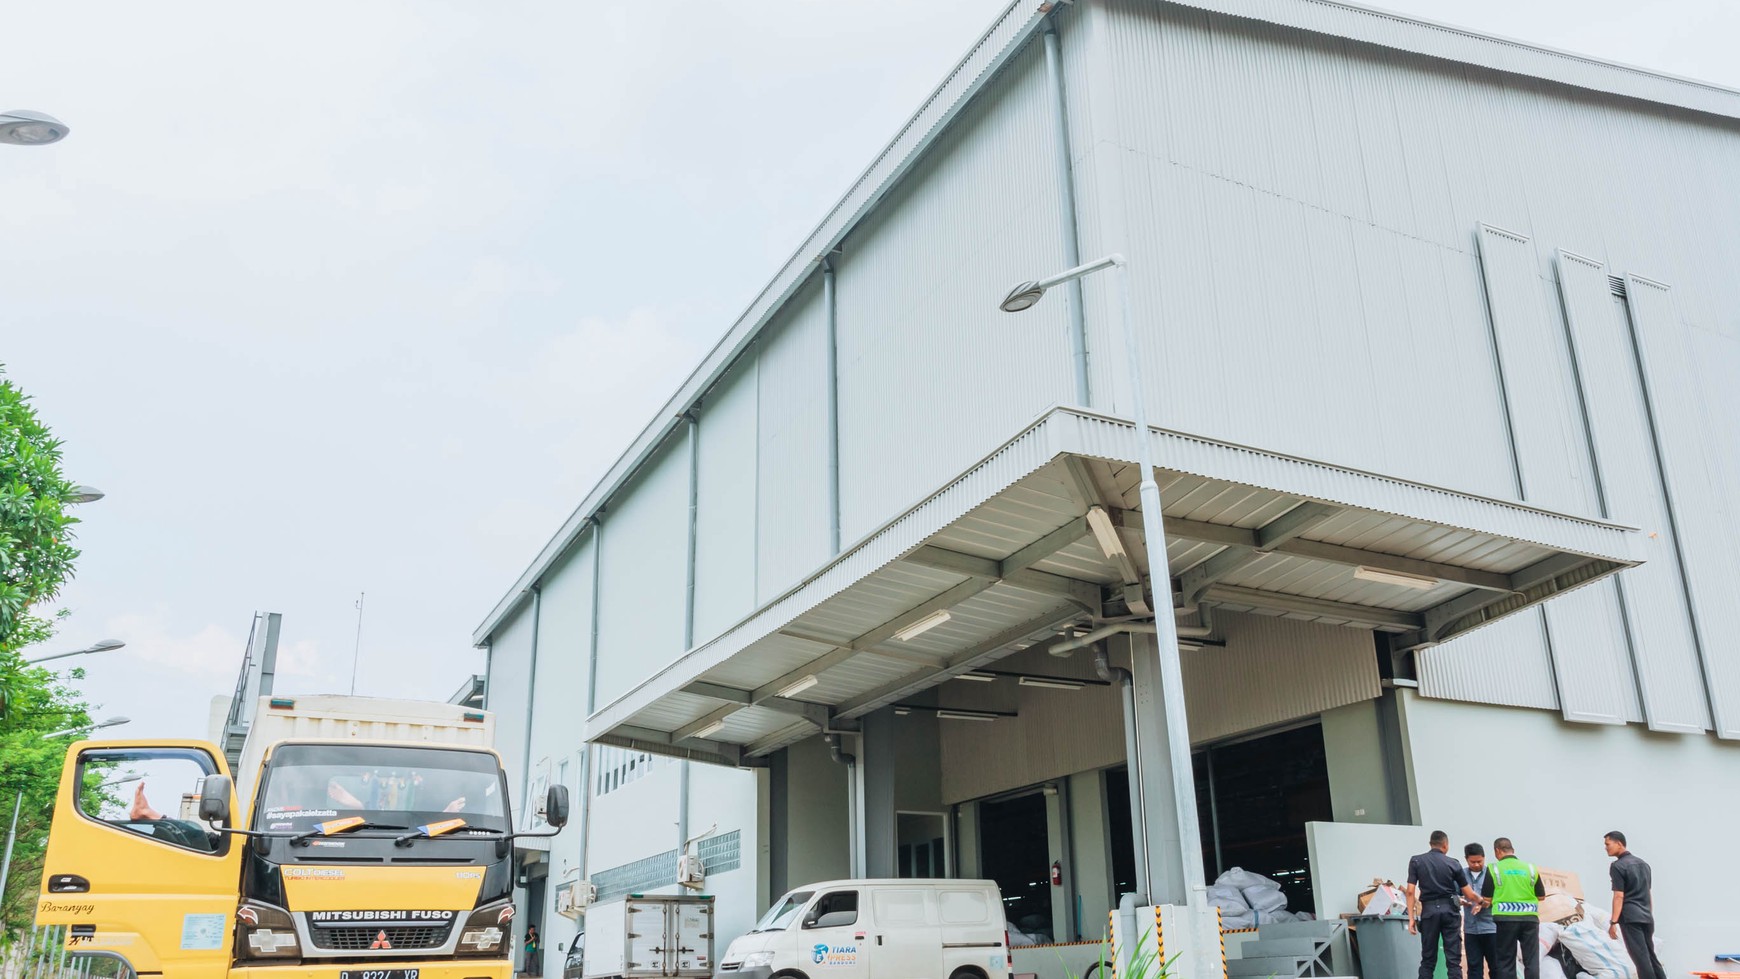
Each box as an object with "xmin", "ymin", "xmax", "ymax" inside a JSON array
[
  {"xmin": 521, "ymin": 585, "xmax": 542, "ymax": 831},
  {"xmin": 1093, "ymin": 641, "xmax": 1150, "ymax": 903},
  {"xmin": 679, "ymin": 414, "xmax": 701, "ymax": 867},
  {"xmin": 1043, "ymin": 26, "xmax": 1091, "ymax": 407},
  {"xmin": 577, "ymin": 515, "xmax": 603, "ymax": 888},
  {"xmin": 823, "ymin": 260, "xmax": 842, "ymax": 554}
]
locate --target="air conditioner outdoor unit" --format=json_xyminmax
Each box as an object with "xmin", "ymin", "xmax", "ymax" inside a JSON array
[
  {"xmin": 677, "ymin": 853, "xmax": 706, "ymax": 888},
  {"xmin": 556, "ymin": 880, "xmax": 597, "ymax": 919}
]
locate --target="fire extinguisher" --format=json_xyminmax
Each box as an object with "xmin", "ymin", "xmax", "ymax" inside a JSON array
[{"xmin": 1050, "ymin": 861, "xmax": 1063, "ymax": 887}]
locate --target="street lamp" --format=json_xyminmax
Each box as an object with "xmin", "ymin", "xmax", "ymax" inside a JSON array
[
  {"xmin": 25, "ymin": 639, "xmax": 126, "ymax": 666},
  {"xmin": 41, "ymin": 715, "xmax": 130, "ymax": 740},
  {"xmin": 999, "ymin": 254, "xmax": 1207, "ymax": 910},
  {"xmin": 1, "ymin": 718, "xmax": 131, "ymax": 904},
  {"xmin": 0, "ymin": 110, "xmax": 69, "ymax": 146},
  {"xmin": 68, "ymin": 485, "xmax": 105, "ymax": 504}
]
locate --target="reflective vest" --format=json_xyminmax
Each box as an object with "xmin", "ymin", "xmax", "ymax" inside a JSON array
[{"xmin": 1489, "ymin": 856, "xmax": 1539, "ymax": 917}]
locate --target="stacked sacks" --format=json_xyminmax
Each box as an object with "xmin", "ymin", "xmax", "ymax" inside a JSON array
[{"xmin": 1207, "ymin": 868, "xmax": 1301, "ymax": 928}]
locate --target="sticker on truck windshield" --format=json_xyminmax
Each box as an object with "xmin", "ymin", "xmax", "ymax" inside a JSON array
[
  {"xmin": 180, "ymin": 914, "xmax": 226, "ymax": 950},
  {"xmin": 812, "ymin": 943, "xmax": 859, "ymax": 967}
]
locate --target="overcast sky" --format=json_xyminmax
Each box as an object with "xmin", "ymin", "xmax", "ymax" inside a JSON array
[{"xmin": 5, "ymin": 0, "xmax": 1737, "ymax": 745}]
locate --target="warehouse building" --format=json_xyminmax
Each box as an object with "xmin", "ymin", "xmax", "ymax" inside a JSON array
[{"xmin": 474, "ymin": 0, "xmax": 1740, "ymax": 974}]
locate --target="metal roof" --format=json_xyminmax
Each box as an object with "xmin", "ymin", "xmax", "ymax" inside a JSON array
[
  {"xmin": 472, "ymin": 0, "xmax": 1728, "ymax": 648},
  {"xmin": 587, "ymin": 407, "xmax": 1638, "ymax": 766}
]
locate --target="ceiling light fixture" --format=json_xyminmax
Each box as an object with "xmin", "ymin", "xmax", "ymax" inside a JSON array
[
  {"xmin": 775, "ymin": 675, "xmax": 820, "ymax": 699},
  {"xmin": 935, "ymin": 709, "xmax": 1000, "ymax": 722},
  {"xmin": 893, "ymin": 706, "xmax": 911, "ymax": 716},
  {"xmin": 1086, "ymin": 506, "xmax": 1128, "ymax": 562},
  {"xmin": 955, "ymin": 671, "xmax": 997, "ymax": 682},
  {"xmin": 893, "ymin": 609, "xmax": 952, "ymax": 642},
  {"xmin": 691, "ymin": 719, "xmax": 726, "ymax": 740},
  {"xmin": 1018, "ymin": 676, "xmax": 1084, "ymax": 691},
  {"xmin": 1352, "ymin": 566, "xmax": 1438, "ymax": 591}
]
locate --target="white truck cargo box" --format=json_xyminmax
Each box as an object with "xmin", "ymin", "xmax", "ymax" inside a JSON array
[
  {"xmin": 583, "ymin": 894, "xmax": 715, "ymax": 979},
  {"xmin": 232, "ymin": 694, "xmax": 496, "ymax": 814}
]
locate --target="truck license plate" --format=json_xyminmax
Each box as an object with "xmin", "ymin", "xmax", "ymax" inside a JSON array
[{"xmin": 339, "ymin": 971, "xmax": 419, "ymax": 979}]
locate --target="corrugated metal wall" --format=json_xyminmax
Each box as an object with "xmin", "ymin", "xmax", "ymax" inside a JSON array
[
  {"xmin": 938, "ymin": 612, "xmax": 1379, "ymax": 803},
  {"xmin": 939, "ymin": 646, "xmax": 1126, "ymax": 805},
  {"xmin": 594, "ymin": 439, "xmax": 691, "ymax": 709},
  {"xmin": 834, "ymin": 39, "xmax": 1075, "ymax": 544},
  {"xmin": 1091, "ymin": 0, "xmax": 1740, "ymax": 735},
  {"xmin": 1681, "ymin": 324, "xmax": 1740, "ymax": 737},
  {"xmin": 1620, "ymin": 277, "xmax": 1732, "ymax": 736},
  {"xmin": 755, "ymin": 276, "xmax": 833, "ymax": 605},
  {"xmin": 1474, "ymin": 227, "xmax": 1637, "ymax": 725},
  {"xmin": 694, "ymin": 357, "xmax": 760, "ymax": 645},
  {"xmin": 1182, "ymin": 612, "xmax": 1380, "ymax": 744},
  {"xmin": 529, "ymin": 538, "xmax": 594, "ymax": 755},
  {"xmin": 485, "ymin": 598, "xmax": 536, "ymax": 802}
]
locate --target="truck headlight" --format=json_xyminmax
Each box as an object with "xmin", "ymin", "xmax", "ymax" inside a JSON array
[
  {"xmin": 456, "ymin": 901, "xmax": 515, "ymax": 956},
  {"xmin": 235, "ymin": 901, "xmax": 300, "ymax": 960},
  {"xmin": 741, "ymin": 951, "xmax": 776, "ymax": 969}
]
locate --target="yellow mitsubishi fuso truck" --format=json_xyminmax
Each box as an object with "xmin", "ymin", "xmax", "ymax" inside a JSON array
[{"xmin": 35, "ymin": 694, "xmax": 567, "ymax": 979}]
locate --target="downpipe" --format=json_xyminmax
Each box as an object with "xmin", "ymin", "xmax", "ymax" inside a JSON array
[
  {"xmin": 1092, "ymin": 643, "xmax": 1150, "ymax": 906},
  {"xmin": 826, "ymin": 734, "xmax": 860, "ymax": 878}
]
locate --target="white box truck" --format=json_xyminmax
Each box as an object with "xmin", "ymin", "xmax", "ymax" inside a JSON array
[{"xmin": 583, "ymin": 894, "xmax": 716, "ymax": 979}]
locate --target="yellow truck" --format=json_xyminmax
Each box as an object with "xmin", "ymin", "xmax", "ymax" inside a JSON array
[{"xmin": 35, "ymin": 694, "xmax": 567, "ymax": 979}]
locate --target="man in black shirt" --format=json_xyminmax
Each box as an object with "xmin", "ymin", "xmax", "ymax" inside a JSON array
[
  {"xmin": 1605, "ymin": 831, "xmax": 1667, "ymax": 979},
  {"xmin": 1406, "ymin": 830, "xmax": 1487, "ymax": 979}
]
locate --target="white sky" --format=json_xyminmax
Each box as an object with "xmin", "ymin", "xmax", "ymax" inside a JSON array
[{"xmin": 5, "ymin": 0, "xmax": 1736, "ymax": 744}]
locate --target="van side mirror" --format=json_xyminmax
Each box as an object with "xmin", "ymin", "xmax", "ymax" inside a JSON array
[
  {"xmin": 198, "ymin": 775, "xmax": 232, "ymax": 823},
  {"xmin": 811, "ymin": 911, "xmax": 856, "ymax": 929},
  {"xmin": 544, "ymin": 785, "xmax": 570, "ymax": 829}
]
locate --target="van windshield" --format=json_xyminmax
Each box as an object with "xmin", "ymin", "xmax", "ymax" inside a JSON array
[{"xmin": 751, "ymin": 891, "xmax": 815, "ymax": 932}]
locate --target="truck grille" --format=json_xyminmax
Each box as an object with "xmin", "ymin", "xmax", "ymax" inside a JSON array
[{"xmin": 309, "ymin": 924, "xmax": 450, "ymax": 951}]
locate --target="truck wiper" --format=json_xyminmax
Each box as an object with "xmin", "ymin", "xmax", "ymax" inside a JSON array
[
  {"xmin": 392, "ymin": 818, "xmax": 474, "ymax": 847},
  {"xmin": 290, "ymin": 817, "xmax": 408, "ymax": 846}
]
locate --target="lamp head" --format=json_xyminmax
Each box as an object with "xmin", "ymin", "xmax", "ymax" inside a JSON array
[
  {"xmin": 0, "ymin": 110, "xmax": 70, "ymax": 146},
  {"xmin": 999, "ymin": 281, "xmax": 1046, "ymax": 313}
]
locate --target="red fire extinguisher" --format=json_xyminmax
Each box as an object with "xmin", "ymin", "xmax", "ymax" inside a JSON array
[{"xmin": 1050, "ymin": 861, "xmax": 1063, "ymax": 886}]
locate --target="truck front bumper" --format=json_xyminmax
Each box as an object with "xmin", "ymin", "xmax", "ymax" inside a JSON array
[{"xmin": 230, "ymin": 962, "xmax": 511, "ymax": 979}]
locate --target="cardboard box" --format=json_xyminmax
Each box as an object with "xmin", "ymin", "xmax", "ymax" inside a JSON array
[{"xmin": 1538, "ymin": 867, "xmax": 1583, "ymax": 900}]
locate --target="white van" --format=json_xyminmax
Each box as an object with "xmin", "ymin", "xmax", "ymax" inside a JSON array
[{"xmin": 715, "ymin": 879, "xmax": 1011, "ymax": 979}]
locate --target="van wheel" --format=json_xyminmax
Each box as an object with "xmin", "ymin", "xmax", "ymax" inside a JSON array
[
  {"xmin": 771, "ymin": 972, "xmax": 810, "ymax": 979},
  {"xmin": 950, "ymin": 968, "xmax": 989, "ymax": 979}
]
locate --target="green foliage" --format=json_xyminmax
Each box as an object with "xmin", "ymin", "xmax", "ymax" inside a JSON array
[
  {"xmin": 0, "ymin": 363, "xmax": 81, "ymax": 648},
  {"xmin": 0, "ymin": 365, "xmax": 92, "ymax": 948}
]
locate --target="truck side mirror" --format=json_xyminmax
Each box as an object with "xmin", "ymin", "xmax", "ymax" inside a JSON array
[
  {"xmin": 544, "ymin": 784, "xmax": 570, "ymax": 829},
  {"xmin": 198, "ymin": 775, "xmax": 233, "ymax": 823}
]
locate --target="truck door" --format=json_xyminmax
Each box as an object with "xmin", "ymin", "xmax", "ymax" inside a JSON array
[
  {"xmin": 36, "ymin": 741, "xmax": 242, "ymax": 979},
  {"xmin": 867, "ymin": 888, "xmax": 942, "ymax": 979}
]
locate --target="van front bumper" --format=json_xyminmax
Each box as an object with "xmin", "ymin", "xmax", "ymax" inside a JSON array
[{"xmin": 230, "ymin": 962, "xmax": 511, "ymax": 979}]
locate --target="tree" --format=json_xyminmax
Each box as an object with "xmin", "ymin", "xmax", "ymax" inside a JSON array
[
  {"xmin": 0, "ymin": 365, "xmax": 92, "ymax": 949},
  {"xmin": 0, "ymin": 363, "xmax": 81, "ymax": 649}
]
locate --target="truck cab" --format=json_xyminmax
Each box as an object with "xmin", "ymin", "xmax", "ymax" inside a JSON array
[{"xmin": 35, "ymin": 698, "xmax": 565, "ymax": 979}]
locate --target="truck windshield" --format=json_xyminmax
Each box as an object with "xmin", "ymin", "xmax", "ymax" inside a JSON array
[
  {"xmin": 752, "ymin": 891, "xmax": 814, "ymax": 932},
  {"xmin": 253, "ymin": 743, "xmax": 508, "ymax": 833}
]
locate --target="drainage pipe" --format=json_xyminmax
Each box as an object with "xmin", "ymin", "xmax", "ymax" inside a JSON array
[
  {"xmin": 1042, "ymin": 25, "xmax": 1091, "ymax": 407},
  {"xmin": 1093, "ymin": 643, "xmax": 1150, "ymax": 905},
  {"xmin": 679, "ymin": 414, "xmax": 700, "ymax": 873},
  {"xmin": 823, "ymin": 259, "xmax": 842, "ymax": 554},
  {"xmin": 1050, "ymin": 619, "xmax": 1212, "ymax": 657},
  {"xmin": 826, "ymin": 733, "xmax": 861, "ymax": 878}
]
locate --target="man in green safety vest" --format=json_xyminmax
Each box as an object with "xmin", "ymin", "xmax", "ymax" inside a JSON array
[{"xmin": 1478, "ymin": 837, "xmax": 1548, "ymax": 979}]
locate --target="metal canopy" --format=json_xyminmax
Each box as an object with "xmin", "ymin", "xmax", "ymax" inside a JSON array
[{"xmin": 587, "ymin": 408, "xmax": 1639, "ymax": 766}]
